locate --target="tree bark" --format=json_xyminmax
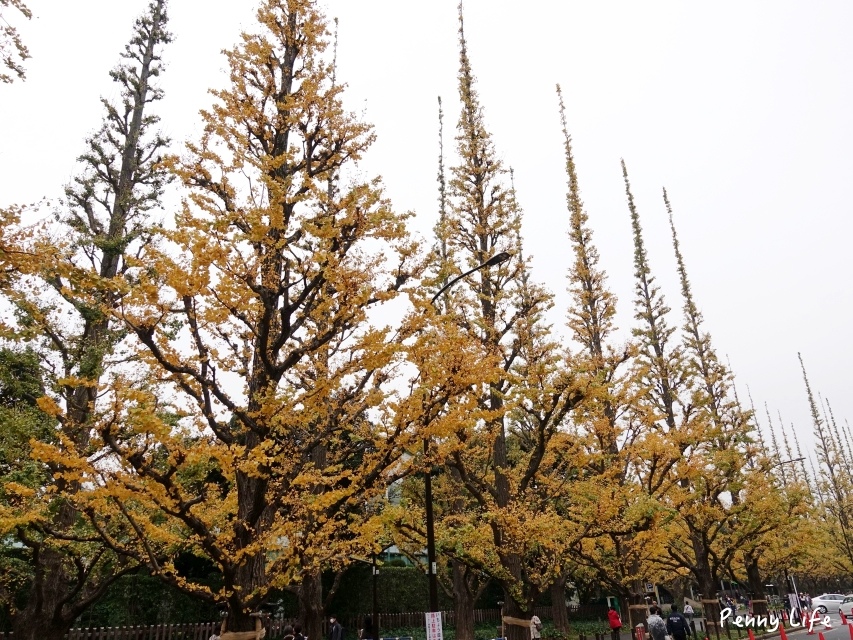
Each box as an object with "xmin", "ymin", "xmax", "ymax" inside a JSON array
[
  {"xmin": 227, "ymin": 437, "xmax": 273, "ymax": 631},
  {"xmin": 745, "ymin": 554, "xmax": 768, "ymax": 617},
  {"xmin": 300, "ymin": 569, "xmax": 325, "ymax": 640},
  {"xmin": 453, "ymin": 560, "xmax": 477, "ymax": 640},
  {"xmin": 550, "ymin": 576, "xmax": 570, "ymax": 634},
  {"xmin": 11, "ymin": 546, "xmax": 76, "ymax": 640},
  {"xmin": 692, "ymin": 540, "xmax": 720, "ymax": 640},
  {"xmin": 503, "ymin": 579, "xmax": 532, "ymax": 640}
]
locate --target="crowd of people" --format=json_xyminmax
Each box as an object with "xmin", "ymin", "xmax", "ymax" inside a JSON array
[
  {"xmin": 211, "ymin": 593, "xmax": 811, "ymax": 640},
  {"xmin": 606, "ymin": 602, "xmax": 695, "ymax": 640}
]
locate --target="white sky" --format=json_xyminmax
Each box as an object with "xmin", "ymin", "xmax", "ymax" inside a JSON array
[{"xmin": 2, "ymin": 1, "xmax": 852, "ymax": 468}]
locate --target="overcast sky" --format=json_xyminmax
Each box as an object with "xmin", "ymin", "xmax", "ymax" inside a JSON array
[{"xmin": 3, "ymin": 1, "xmax": 852, "ymax": 468}]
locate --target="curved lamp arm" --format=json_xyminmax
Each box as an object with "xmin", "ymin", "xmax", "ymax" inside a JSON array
[{"xmin": 429, "ymin": 251, "xmax": 511, "ymax": 306}]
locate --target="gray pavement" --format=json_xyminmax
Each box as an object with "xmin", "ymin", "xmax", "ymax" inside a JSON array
[{"xmin": 615, "ymin": 612, "xmax": 853, "ymax": 640}]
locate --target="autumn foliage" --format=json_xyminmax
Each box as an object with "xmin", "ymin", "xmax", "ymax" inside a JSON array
[{"xmin": 1, "ymin": 0, "xmax": 850, "ymax": 636}]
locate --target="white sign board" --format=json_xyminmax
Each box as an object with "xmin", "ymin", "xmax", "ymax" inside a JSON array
[
  {"xmin": 788, "ymin": 594, "xmax": 802, "ymax": 619},
  {"xmin": 645, "ymin": 583, "xmax": 655, "ymax": 593},
  {"xmin": 426, "ymin": 612, "xmax": 443, "ymax": 640}
]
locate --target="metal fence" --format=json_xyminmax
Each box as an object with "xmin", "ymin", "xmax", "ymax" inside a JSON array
[{"xmin": 0, "ymin": 605, "xmax": 609, "ymax": 640}]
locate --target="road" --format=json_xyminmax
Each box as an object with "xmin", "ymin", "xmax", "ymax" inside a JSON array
[
  {"xmin": 777, "ymin": 612, "xmax": 852, "ymax": 640},
  {"xmin": 620, "ymin": 612, "xmax": 853, "ymax": 640}
]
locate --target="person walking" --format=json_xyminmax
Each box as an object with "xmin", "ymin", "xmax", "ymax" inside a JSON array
[
  {"xmin": 329, "ymin": 616, "xmax": 343, "ymax": 640},
  {"xmin": 530, "ymin": 614, "xmax": 543, "ymax": 640},
  {"xmin": 608, "ymin": 606, "xmax": 623, "ymax": 640},
  {"xmin": 647, "ymin": 607, "xmax": 668, "ymax": 640},
  {"xmin": 667, "ymin": 605, "xmax": 691, "ymax": 640},
  {"xmin": 360, "ymin": 617, "xmax": 375, "ymax": 640}
]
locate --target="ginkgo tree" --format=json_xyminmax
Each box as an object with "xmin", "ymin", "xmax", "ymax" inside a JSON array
[
  {"xmin": 631, "ymin": 187, "xmax": 770, "ymax": 631},
  {"xmin": 554, "ymin": 90, "xmax": 664, "ymax": 626},
  {"xmin": 407, "ymin": 11, "xmax": 585, "ymax": 640},
  {"xmin": 81, "ymin": 0, "xmax": 420, "ymax": 634},
  {"xmin": 0, "ymin": 3, "xmax": 171, "ymax": 639}
]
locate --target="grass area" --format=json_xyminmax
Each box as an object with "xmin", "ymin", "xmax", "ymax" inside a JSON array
[
  {"xmin": 375, "ymin": 619, "xmax": 612, "ymax": 640},
  {"xmin": 357, "ymin": 615, "xmax": 799, "ymax": 640},
  {"xmin": 378, "ymin": 621, "xmax": 502, "ymax": 640}
]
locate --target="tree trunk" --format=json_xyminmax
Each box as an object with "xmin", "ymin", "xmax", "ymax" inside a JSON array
[
  {"xmin": 626, "ymin": 587, "xmax": 647, "ymax": 634},
  {"xmin": 503, "ymin": 579, "xmax": 532, "ymax": 640},
  {"xmin": 12, "ymin": 611, "xmax": 73, "ymax": 640},
  {"xmin": 692, "ymin": 541, "xmax": 720, "ymax": 640},
  {"xmin": 669, "ymin": 576, "xmax": 689, "ymax": 612},
  {"xmin": 490, "ymin": 387, "xmax": 531, "ymax": 640},
  {"xmin": 550, "ymin": 576, "xmax": 569, "ymax": 634},
  {"xmin": 453, "ymin": 560, "xmax": 477, "ymax": 640},
  {"xmin": 226, "ymin": 430, "xmax": 273, "ymax": 631},
  {"xmin": 301, "ymin": 569, "xmax": 325, "ymax": 640},
  {"xmin": 11, "ymin": 547, "xmax": 76, "ymax": 640},
  {"xmin": 228, "ymin": 461, "xmax": 272, "ymax": 631},
  {"xmin": 744, "ymin": 555, "xmax": 767, "ymax": 617}
]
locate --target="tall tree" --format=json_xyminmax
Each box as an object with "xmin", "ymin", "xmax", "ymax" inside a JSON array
[
  {"xmin": 619, "ymin": 165, "xmax": 686, "ymax": 600},
  {"xmin": 659, "ymin": 191, "xmax": 774, "ymax": 626},
  {"xmin": 94, "ymin": 0, "xmax": 418, "ymax": 632},
  {"xmin": 0, "ymin": 3, "xmax": 171, "ymax": 639},
  {"xmin": 799, "ymin": 354, "xmax": 853, "ymax": 571},
  {"xmin": 421, "ymin": 10, "xmax": 582, "ymax": 640},
  {"xmin": 554, "ymin": 87, "xmax": 650, "ymax": 623}
]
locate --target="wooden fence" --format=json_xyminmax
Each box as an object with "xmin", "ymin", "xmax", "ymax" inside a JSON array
[
  {"xmin": 0, "ymin": 618, "xmax": 299, "ymax": 640},
  {"xmin": 0, "ymin": 605, "xmax": 608, "ymax": 640},
  {"xmin": 0, "ymin": 622, "xmax": 223, "ymax": 640}
]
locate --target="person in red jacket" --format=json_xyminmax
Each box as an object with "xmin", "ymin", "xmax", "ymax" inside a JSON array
[{"xmin": 608, "ymin": 606, "xmax": 623, "ymax": 640}]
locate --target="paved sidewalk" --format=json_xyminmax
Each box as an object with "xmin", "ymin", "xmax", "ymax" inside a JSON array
[{"xmin": 616, "ymin": 615, "xmax": 846, "ymax": 640}]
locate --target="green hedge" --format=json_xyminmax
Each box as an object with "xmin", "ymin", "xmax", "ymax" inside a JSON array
[
  {"xmin": 77, "ymin": 570, "xmax": 220, "ymax": 628},
  {"xmin": 327, "ymin": 566, "xmax": 454, "ymax": 616}
]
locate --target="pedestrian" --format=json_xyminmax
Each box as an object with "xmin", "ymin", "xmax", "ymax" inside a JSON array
[
  {"xmin": 360, "ymin": 616, "xmax": 375, "ymax": 640},
  {"xmin": 683, "ymin": 603, "xmax": 694, "ymax": 624},
  {"xmin": 667, "ymin": 605, "xmax": 691, "ymax": 640},
  {"xmin": 608, "ymin": 606, "xmax": 622, "ymax": 640},
  {"xmin": 799, "ymin": 594, "xmax": 809, "ymax": 624},
  {"xmin": 283, "ymin": 626, "xmax": 296, "ymax": 640},
  {"xmin": 295, "ymin": 623, "xmax": 306, "ymax": 640},
  {"xmin": 647, "ymin": 607, "xmax": 668, "ymax": 640},
  {"xmin": 531, "ymin": 613, "xmax": 543, "ymax": 640},
  {"xmin": 646, "ymin": 607, "xmax": 666, "ymax": 640},
  {"xmin": 329, "ymin": 616, "xmax": 343, "ymax": 640}
]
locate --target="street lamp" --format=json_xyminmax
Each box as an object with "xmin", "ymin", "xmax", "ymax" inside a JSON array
[
  {"xmin": 770, "ymin": 457, "xmax": 805, "ymax": 470},
  {"xmin": 350, "ymin": 547, "xmax": 392, "ymax": 640},
  {"xmin": 429, "ymin": 252, "xmax": 511, "ymax": 306},
  {"xmin": 424, "ymin": 251, "xmax": 511, "ymax": 614}
]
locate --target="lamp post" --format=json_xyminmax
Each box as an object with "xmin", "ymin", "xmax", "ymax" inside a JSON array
[
  {"xmin": 373, "ymin": 552, "xmax": 379, "ymax": 640},
  {"xmin": 350, "ymin": 548, "xmax": 392, "ymax": 640},
  {"xmin": 423, "ymin": 251, "xmax": 511, "ymax": 615}
]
